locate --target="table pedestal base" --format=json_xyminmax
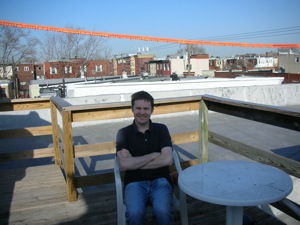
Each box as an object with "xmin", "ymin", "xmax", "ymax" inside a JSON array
[{"xmin": 226, "ymin": 206, "xmax": 243, "ymax": 225}]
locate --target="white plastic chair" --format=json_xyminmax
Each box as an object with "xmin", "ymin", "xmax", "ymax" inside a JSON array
[{"xmin": 114, "ymin": 149, "xmax": 188, "ymax": 225}]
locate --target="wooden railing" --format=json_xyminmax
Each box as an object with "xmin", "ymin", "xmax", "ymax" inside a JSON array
[
  {"xmin": 0, "ymin": 98, "xmax": 53, "ymax": 162},
  {"xmin": 200, "ymin": 95, "xmax": 300, "ymax": 178},
  {"xmin": 50, "ymin": 96, "xmax": 202, "ymax": 201},
  {"xmin": 1, "ymin": 95, "xmax": 300, "ymax": 218}
]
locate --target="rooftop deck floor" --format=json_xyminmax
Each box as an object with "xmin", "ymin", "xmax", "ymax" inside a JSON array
[
  {"xmin": 0, "ymin": 163, "xmax": 291, "ymax": 225},
  {"xmin": 1, "ymin": 105, "xmax": 299, "ymax": 225}
]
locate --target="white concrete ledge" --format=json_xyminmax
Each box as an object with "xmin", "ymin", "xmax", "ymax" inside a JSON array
[
  {"xmin": 66, "ymin": 77, "xmax": 284, "ymax": 98},
  {"xmin": 65, "ymin": 83, "xmax": 300, "ymax": 107}
]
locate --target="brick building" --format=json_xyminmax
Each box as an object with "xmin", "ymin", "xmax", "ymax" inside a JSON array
[
  {"xmin": 145, "ymin": 59, "xmax": 171, "ymax": 76},
  {"xmin": 112, "ymin": 53, "xmax": 155, "ymax": 76},
  {"xmin": 15, "ymin": 63, "xmax": 44, "ymax": 98},
  {"xmin": 44, "ymin": 58, "xmax": 111, "ymax": 79}
]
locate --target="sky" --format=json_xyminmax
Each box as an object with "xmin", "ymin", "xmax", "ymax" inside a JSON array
[{"xmin": 1, "ymin": 0, "xmax": 300, "ymax": 58}]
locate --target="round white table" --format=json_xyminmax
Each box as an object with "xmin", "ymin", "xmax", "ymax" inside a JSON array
[{"xmin": 178, "ymin": 160, "xmax": 293, "ymax": 225}]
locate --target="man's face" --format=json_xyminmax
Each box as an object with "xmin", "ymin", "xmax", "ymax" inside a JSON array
[{"xmin": 132, "ymin": 99, "xmax": 153, "ymax": 125}]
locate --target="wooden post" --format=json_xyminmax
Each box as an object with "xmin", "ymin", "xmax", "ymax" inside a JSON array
[
  {"xmin": 62, "ymin": 110, "xmax": 77, "ymax": 201},
  {"xmin": 50, "ymin": 99, "xmax": 60, "ymax": 166},
  {"xmin": 200, "ymin": 99, "xmax": 208, "ymax": 163}
]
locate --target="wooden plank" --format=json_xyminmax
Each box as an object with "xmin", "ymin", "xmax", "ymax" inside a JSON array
[
  {"xmin": 74, "ymin": 142, "xmax": 116, "ymax": 158},
  {"xmin": 58, "ymin": 126, "xmax": 64, "ymax": 143},
  {"xmin": 0, "ymin": 98, "xmax": 50, "ymax": 111},
  {"xmin": 57, "ymin": 118, "xmax": 66, "ymax": 169},
  {"xmin": 51, "ymin": 101, "xmax": 61, "ymax": 166},
  {"xmin": 75, "ymin": 172, "xmax": 115, "ymax": 188},
  {"xmin": 208, "ymin": 131, "xmax": 300, "ymax": 178},
  {"xmin": 0, "ymin": 147, "xmax": 54, "ymax": 162},
  {"xmin": 50, "ymin": 96, "xmax": 72, "ymax": 111},
  {"xmin": 0, "ymin": 126, "xmax": 52, "ymax": 139},
  {"xmin": 71, "ymin": 106, "xmax": 133, "ymax": 122},
  {"xmin": 202, "ymin": 95, "xmax": 300, "ymax": 131},
  {"xmin": 170, "ymin": 159, "xmax": 199, "ymax": 171},
  {"xmin": 53, "ymin": 95, "xmax": 203, "ymax": 112},
  {"xmin": 171, "ymin": 131, "xmax": 199, "ymax": 145},
  {"xmin": 60, "ymin": 146, "xmax": 66, "ymax": 171},
  {"xmin": 62, "ymin": 110, "xmax": 77, "ymax": 201},
  {"xmin": 153, "ymin": 101, "xmax": 199, "ymax": 115},
  {"xmin": 70, "ymin": 98, "xmax": 201, "ymax": 122},
  {"xmin": 73, "ymin": 131, "xmax": 199, "ymax": 158},
  {"xmin": 0, "ymin": 164, "xmax": 68, "ymax": 220},
  {"xmin": 203, "ymin": 95, "xmax": 300, "ymax": 116}
]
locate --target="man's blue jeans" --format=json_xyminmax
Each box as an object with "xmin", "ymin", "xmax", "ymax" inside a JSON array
[{"xmin": 124, "ymin": 178, "xmax": 174, "ymax": 225}]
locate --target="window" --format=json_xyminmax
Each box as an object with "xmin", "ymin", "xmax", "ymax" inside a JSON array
[
  {"xmin": 96, "ymin": 65, "xmax": 102, "ymax": 72},
  {"xmin": 50, "ymin": 67, "xmax": 57, "ymax": 74},
  {"xmin": 295, "ymin": 57, "xmax": 299, "ymax": 63},
  {"xmin": 80, "ymin": 65, "xmax": 87, "ymax": 73},
  {"xmin": 118, "ymin": 59, "xmax": 125, "ymax": 64},
  {"xmin": 24, "ymin": 66, "xmax": 29, "ymax": 71},
  {"xmin": 186, "ymin": 64, "xmax": 192, "ymax": 70},
  {"xmin": 65, "ymin": 66, "xmax": 72, "ymax": 74}
]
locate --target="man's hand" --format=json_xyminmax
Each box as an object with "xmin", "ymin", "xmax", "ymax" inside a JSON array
[
  {"xmin": 118, "ymin": 149, "xmax": 132, "ymax": 158},
  {"xmin": 117, "ymin": 149, "xmax": 160, "ymax": 171},
  {"xmin": 140, "ymin": 147, "xmax": 173, "ymax": 169}
]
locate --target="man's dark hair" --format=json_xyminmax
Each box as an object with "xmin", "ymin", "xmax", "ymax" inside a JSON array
[{"xmin": 131, "ymin": 91, "xmax": 154, "ymax": 109}]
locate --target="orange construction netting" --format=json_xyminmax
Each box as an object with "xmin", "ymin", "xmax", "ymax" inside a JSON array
[{"xmin": 1, "ymin": 20, "xmax": 300, "ymax": 48}]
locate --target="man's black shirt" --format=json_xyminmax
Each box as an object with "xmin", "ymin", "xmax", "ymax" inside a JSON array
[{"xmin": 116, "ymin": 120, "xmax": 173, "ymax": 187}]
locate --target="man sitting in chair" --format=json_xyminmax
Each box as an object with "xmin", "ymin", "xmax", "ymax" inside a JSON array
[{"xmin": 116, "ymin": 90, "xmax": 174, "ymax": 225}]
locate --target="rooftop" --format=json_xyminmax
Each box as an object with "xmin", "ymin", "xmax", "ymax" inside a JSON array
[
  {"xmin": 1, "ymin": 85, "xmax": 300, "ymax": 225},
  {"xmin": 1, "ymin": 111, "xmax": 299, "ymax": 225}
]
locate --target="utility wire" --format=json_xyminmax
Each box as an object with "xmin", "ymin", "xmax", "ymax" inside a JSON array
[
  {"xmin": 149, "ymin": 26, "xmax": 300, "ymax": 52},
  {"xmin": 196, "ymin": 26, "xmax": 300, "ymax": 40}
]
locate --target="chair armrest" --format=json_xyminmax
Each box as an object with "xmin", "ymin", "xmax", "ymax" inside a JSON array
[
  {"xmin": 114, "ymin": 156, "xmax": 126, "ymax": 225},
  {"xmin": 114, "ymin": 156, "xmax": 124, "ymax": 198},
  {"xmin": 172, "ymin": 149, "xmax": 183, "ymax": 173}
]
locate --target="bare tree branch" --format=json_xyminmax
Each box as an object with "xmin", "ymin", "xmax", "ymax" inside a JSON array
[
  {"xmin": 177, "ymin": 44, "xmax": 206, "ymax": 55},
  {"xmin": 0, "ymin": 26, "xmax": 39, "ymax": 77}
]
